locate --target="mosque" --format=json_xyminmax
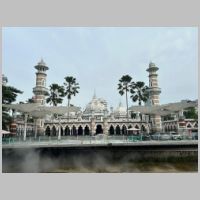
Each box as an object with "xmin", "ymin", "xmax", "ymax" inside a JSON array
[{"xmin": 15, "ymin": 60, "xmax": 198, "ymax": 137}]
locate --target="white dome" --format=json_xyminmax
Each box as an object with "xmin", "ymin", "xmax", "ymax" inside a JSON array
[
  {"xmin": 114, "ymin": 102, "xmax": 127, "ymax": 116},
  {"xmin": 84, "ymin": 94, "xmax": 108, "ymax": 114}
]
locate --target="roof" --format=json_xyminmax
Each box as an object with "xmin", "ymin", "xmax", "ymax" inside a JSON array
[
  {"xmin": 3, "ymin": 103, "xmax": 81, "ymax": 117},
  {"xmin": 129, "ymin": 100, "xmax": 197, "ymax": 116}
]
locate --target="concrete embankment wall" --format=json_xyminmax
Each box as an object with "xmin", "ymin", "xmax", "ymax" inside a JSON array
[{"xmin": 2, "ymin": 144, "xmax": 198, "ymax": 172}]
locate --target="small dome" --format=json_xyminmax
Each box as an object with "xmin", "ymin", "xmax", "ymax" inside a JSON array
[{"xmin": 114, "ymin": 102, "xmax": 127, "ymax": 116}]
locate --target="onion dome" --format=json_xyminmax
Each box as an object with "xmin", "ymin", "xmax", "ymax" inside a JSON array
[{"xmin": 114, "ymin": 102, "xmax": 127, "ymax": 117}]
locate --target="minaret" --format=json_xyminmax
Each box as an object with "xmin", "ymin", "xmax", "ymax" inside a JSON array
[
  {"xmin": 33, "ymin": 59, "xmax": 49, "ymax": 105},
  {"xmin": 32, "ymin": 59, "xmax": 49, "ymax": 136},
  {"xmin": 146, "ymin": 62, "xmax": 162, "ymax": 132}
]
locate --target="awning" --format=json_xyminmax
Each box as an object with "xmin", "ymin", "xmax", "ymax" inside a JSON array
[
  {"xmin": 129, "ymin": 100, "xmax": 197, "ymax": 116},
  {"xmin": 2, "ymin": 103, "xmax": 81, "ymax": 116}
]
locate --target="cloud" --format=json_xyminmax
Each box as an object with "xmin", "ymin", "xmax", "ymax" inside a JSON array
[{"xmin": 2, "ymin": 27, "xmax": 198, "ymax": 108}]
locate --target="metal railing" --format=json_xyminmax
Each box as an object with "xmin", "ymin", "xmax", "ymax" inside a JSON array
[{"xmin": 2, "ymin": 133, "xmax": 198, "ymax": 146}]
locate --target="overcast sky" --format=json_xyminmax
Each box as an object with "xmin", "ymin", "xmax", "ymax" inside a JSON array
[{"xmin": 2, "ymin": 27, "xmax": 198, "ymax": 110}]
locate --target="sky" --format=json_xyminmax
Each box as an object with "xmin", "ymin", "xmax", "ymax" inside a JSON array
[{"xmin": 2, "ymin": 27, "xmax": 198, "ymax": 110}]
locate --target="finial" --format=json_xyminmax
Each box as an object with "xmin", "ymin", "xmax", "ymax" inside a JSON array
[
  {"xmin": 38, "ymin": 57, "xmax": 46, "ymax": 66},
  {"xmin": 93, "ymin": 89, "xmax": 96, "ymax": 99}
]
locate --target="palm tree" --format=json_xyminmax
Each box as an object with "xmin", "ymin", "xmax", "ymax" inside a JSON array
[
  {"xmin": 118, "ymin": 75, "xmax": 133, "ymax": 121},
  {"xmin": 64, "ymin": 76, "xmax": 80, "ymax": 120},
  {"xmin": 46, "ymin": 83, "xmax": 65, "ymax": 106},
  {"xmin": 130, "ymin": 81, "xmax": 149, "ymax": 106}
]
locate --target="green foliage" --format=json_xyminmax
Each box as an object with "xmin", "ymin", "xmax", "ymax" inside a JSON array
[
  {"xmin": 118, "ymin": 75, "xmax": 133, "ymax": 95},
  {"xmin": 2, "ymin": 85, "xmax": 23, "ymax": 104},
  {"xmin": 2, "ymin": 82, "xmax": 23, "ymax": 130},
  {"xmin": 118, "ymin": 75, "xmax": 133, "ymax": 121},
  {"xmin": 130, "ymin": 81, "xmax": 149, "ymax": 106},
  {"xmin": 63, "ymin": 76, "xmax": 80, "ymax": 119},
  {"xmin": 64, "ymin": 76, "xmax": 80, "ymax": 101},
  {"xmin": 184, "ymin": 107, "xmax": 198, "ymax": 119},
  {"xmin": 46, "ymin": 83, "xmax": 65, "ymax": 106}
]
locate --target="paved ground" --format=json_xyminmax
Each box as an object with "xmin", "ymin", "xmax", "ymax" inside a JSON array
[{"xmin": 2, "ymin": 138, "xmax": 198, "ymax": 149}]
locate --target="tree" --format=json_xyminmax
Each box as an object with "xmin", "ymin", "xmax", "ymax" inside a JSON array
[
  {"xmin": 46, "ymin": 83, "xmax": 65, "ymax": 106},
  {"xmin": 184, "ymin": 107, "xmax": 198, "ymax": 119},
  {"xmin": 118, "ymin": 75, "xmax": 133, "ymax": 121},
  {"xmin": 130, "ymin": 81, "xmax": 149, "ymax": 106},
  {"xmin": 63, "ymin": 76, "xmax": 80, "ymax": 120},
  {"xmin": 2, "ymin": 83, "xmax": 23, "ymax": 130}
]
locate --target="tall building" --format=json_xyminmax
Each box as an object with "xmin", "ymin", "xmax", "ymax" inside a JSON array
[
  {"xmin": 146, "ymin": 62, "xmax": 162, "ymax": 132},
  {"xmin": 33, "ymin": 59, "xmax": 49, "ymax": 105},
  {"xmin": 32, "ymin": 59, "xmax": 49, "ymax": 134}
]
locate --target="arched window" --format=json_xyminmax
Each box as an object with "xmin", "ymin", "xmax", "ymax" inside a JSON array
[
  {"xmin": 64, "ymin": 126, "xmax": 70, "ymax": 135},
  {"xmin": 109, "ymin": 125, "xmax": 115, "ymax": 135},
  {"xmin": 122, "ymin": 125, "xmax": 127, "ymax": 135},
  {"xmin": 78, "ymin": 126, "xmax": 83, "ymax": 135},
  {"xmin": 52, "ymin": 126, "xmax": 57, "ymax": 136},
  {"xmin": 116, "ymin": 125, "xmax": 121, "ymax": 135},
  {"xmin": 84, "ymin": 126, "xmax": 90, "ymax": 135},
  {"xmin": 96, "ymin": 124, "xmax": 103, "ymax": 134},
  {"xmin": 45, "ymin": 126, "xmax": 51, "ymax": 136}
]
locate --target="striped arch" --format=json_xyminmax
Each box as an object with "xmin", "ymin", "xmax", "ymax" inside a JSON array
[
  {"xmin": 134, "ymin": 124, "xmax": 140, "ymax": 129},
  {"xmin": 186, "ymin": 123, "xmax": 192, "ymax": 128}
]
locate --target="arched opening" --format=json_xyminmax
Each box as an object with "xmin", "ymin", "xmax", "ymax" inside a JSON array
[
  {"xmin": 187, "ymin": 124, "xmax": 192, "ymax": 128},
  {"xmin": 165, "ymin": 126, "xmax": 167, "ymax": 133},
  {"xmin": 109, "ymin": 125, "xmax": 114, "ymax": 135},
  {"xmin": 135, "ymin": 125, "xmax": 140, "ymax": 135},
  {"xmin": 72, "ymin": 126, "xmax": 77, "ymax": 135},
  {"xmin": 122, "ymin": 125, "xmax": 127, "ymax": 135},
  {"xmin": 52, "ymin": 126, "xmax": 57, "ymax": 136},
  {"xmin": 78, "ymin": 126, "xmax": 83, "ymax": 135},
  {"xmin": 116, "ymin": 125, "xmax": 121, "ymax": 135},
  {"xmin": 96, "ymin": 124, "xmax": 103, "ymax": 134},
  {"xmin": 64, "ymin": 126, "xmax": 70, "ymax": 135},
  {"xmin": 84, "ymin": 126, "xmax": 90, "ymax": 135},
  {"xmin": 45, "ymin": 126, "xmax": 51, "ymax": 136},
  {"xmin": 128, "ymin": 125, "xmax": 132, "ymax": 129}
]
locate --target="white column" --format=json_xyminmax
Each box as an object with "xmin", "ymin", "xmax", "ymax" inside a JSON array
[
  {"xmin": 23, "ymin": 113, "xmax": 28, "ymax": 141},
  {"xmin": 58, "ymin": 117, "xmax": 61, "ymax": 140},
  {"xmin": 34, "ymin": 119, "xmax": 38, "ymax": 139}
]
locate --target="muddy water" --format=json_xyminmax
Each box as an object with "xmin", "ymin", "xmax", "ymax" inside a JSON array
[{"xmin": 47, "ymin": 162, "xmax": 198, "ymax": 173}]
